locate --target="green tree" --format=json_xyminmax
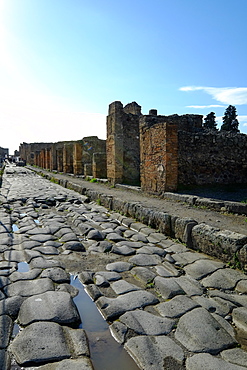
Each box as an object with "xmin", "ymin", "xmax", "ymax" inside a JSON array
[
  {"xmin": 221, "ymin": 105, "xmax": 239, "ymax": 132},
  {"xmin": 204, "ymin": 112, "xmax": 217, "ymax": 129}
]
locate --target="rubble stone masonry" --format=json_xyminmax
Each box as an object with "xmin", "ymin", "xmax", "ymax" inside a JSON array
[
  {"xmin": 140, "ymin": 114, "xmax": 179, "ymax": 193},
  {"xmin": 178, "ymin": 130, "xmax": 247, "ymax": 185},
  {"xmin": 106, "ymin": 101, "xmax": 141, "ymax": 185}
]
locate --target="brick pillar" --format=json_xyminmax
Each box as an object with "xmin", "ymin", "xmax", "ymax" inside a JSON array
[
  {"xmin": 73, "ymin": 142, "xmax": 83, "ymax": 175},
  {"xmin": 106, "ymin": 101, "xmax": 124, "ymax": 184},
  {"xmin": 45, "ymin": 149, "xmax": 51, "ymax": 169},
  {"xmin": 84, "ymin": 163, "xmax": 92, "ymax": 177},
  {"xmin": 163, "ymin": 121, "xmax": 178, "ymax": 191},
  {"xmin": 93, "ymin": 152, "xmax": 107, "ymax": 178},
  {"xmin": 106, "ymin": 101, "xmax": 141, "ymax": 185},
  {"xmin": 50, "ymin": 145, "xmax": 57, "ymax": 171},
  {"xmin": 57, "ymin": 148, "xmax": 63, "ymax": 172},
  {"xmin": 63, "ymin": 143, "xmax": 74, "ymax": 173},
  {"xmin": 140, "ymin": 116, "xmax": 178, "ymax": 194}
]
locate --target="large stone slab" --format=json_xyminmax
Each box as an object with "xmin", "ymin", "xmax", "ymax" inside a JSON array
[
  {"xmin": 4, "ymin": 277, "xmax": 54, "ymax": 297},
  {"xmin": 119, "ymin": 309, "xmax": 175, "ymax": 335},
  {"xmin": 9, "ymin": 268, "xmax": 41, "ymax": 282},
  {"xmin": 176, "ymin": 275, "xmax": 204, "ymax": 296},
  {"xmin": 36, "ymin": 358, "xmax": 93, "ymax": 369},
  {"xmin": 0, "ymin": 349, "xmax": 10, "ymax": 370},
  {"xmin": 29, "ymin": 234, "xmax": 56, "ymax": 243},
  {"xmin": 192, "ymin": 295, "xmax": 236, "ymax": 317},
  {"xmin": 10, "ymin": 322, "xmax": 71, "ymax": 365},
  {"xmin": 156, "ymin": 295, "xmax": 199, "ymax": 318},
  {"xmin": 136, "ymin": 245, "xmax": 166, "ymax": 256},
  {"xmin": 0, "ymin": 315, "xmax": 13, "ymax": 349},
  {"xmin": 129, "ymin": 254, "xmax": 161, "ymax": 266},
  {"xmin": 111, "ymin": 280, "xmax": 141, "ymax": 295},
  {"xmin": 175, "ymin": 307, "xmax": 236, "ymax": 354},
  {"xmin": 186, "ymin": 353, "xmax": 246, "ymax": 370},
  {"xmin": 221, "ymin": 348, "xmax": 247, "ymax": 368},
  {"xmin": 29, "ymin": 257, "xmax": 63, "ymax": 269},
  {"xmin": 125, "ymin": 335, "xmax": 184, "ymax": 370},
  {"xmin": 154, "ymin": 276, "xmax": 185, "ymax": 299},
  {"xmin": 131, "ymin": 267, "xmax": 156, "ymax": 284},
  {"xmin": 232, "ymin": 307, "xmax": 247, "ymax": 333},
  {"xmin": 40, "ymin": 267, "xmax": 70, "ymax": 283},
  {"xmin": 184, "ymin": 259, "xmax": 225, "ymax": 280},
  {"xmin": 0, "ymin": 296, "xmax": 25, "ymax": 318},
  {"xmin": 201, "ymin": 268, "xmax": 247, "ymax": 290},
  {"xmin": 18, "ymin": 291, "xmax": 80, "ymax": 326},
  {"xmin": 155, "ymin": 262, "xmax": 181, "ymax": 277},
  {"xmin": 106, "ymin": 261, "xmax": 133, "ymax": 272},
  {"xmin": 96, "ymin": 290, "xmax": 159, "ymax": 320}
]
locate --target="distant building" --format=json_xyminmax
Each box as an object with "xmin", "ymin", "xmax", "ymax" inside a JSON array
[{"xmin": 0, "ymin": 147, "xmax": 9, "ymax": 164}]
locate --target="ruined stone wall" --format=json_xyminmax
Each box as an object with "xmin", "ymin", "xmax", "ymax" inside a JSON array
[
  {"xmin": 19, "ymin": 143, "xmax": 52, "ymax": 165},
  {"xmin": 0, "ymin": 147, "xmax": 8, "ymax": 162},
  {"xmin": 93, "ymin": 152, "xmax": 107, "ymax": 178},
  {"xmin": 63, "ymin": 142, "xmax": 75, "ymax": 173},
  {"xmin": 140, "ymin": 114, "xmax": 179, "ymax": 193},
  {"xmin": 19, "ymin": 137, "xmax": 106, "ymax": 177},
  {"xmin": 178, "ymin": 130, "xmax": 247, "ymax": 185},
  {"xmin": 107, "ymin": 101, "xmax": 141, "ymax": 185},
  {"xmin": 73, "ymin": 142, "xmax": 83, "ymax": 175}
]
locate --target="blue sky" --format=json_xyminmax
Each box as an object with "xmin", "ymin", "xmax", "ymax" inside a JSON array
[{"xmin": 1, "ymin": 0, "xmax": 247, "ymax": 153}]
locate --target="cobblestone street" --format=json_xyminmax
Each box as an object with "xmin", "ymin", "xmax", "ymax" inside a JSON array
[{"xmin": 1, "ymin": 166, "xmax": 247, "ymax": 369}]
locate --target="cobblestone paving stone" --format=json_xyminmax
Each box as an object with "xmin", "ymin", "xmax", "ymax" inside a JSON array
[{"xmin": 0, "ymin": 166, "xmax": 247, "ymax": 369}]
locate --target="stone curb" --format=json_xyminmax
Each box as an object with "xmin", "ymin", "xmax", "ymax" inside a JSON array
[
  {"xmin": 163, "ymin": 192, "xmax": 247, "ymax": 216},
  {"xmin": 33, "ymin": 169, "xmax": 247, "ymax": 270}
]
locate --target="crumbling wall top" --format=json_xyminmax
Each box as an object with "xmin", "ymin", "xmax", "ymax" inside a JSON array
[
  {"xmin": 108, "ymin": 101, "xmax": 123, "ymax": 115},
  {"xmin": 123, "ymin": 102, "xmax": 142, "ymax": 115}
]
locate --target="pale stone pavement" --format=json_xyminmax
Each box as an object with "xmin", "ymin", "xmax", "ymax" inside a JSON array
[{"xmin": 0, "ymin": 166, "xmax": 247, "ymax": 369}]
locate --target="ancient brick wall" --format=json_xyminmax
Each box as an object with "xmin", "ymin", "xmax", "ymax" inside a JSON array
[
  {"xmin": 19, "ymin": 137, "xmax": 106, "ymax": 177},
  {"xmin": 140, "ymin": 114, "xmax": 179, "ymax": 193},
  {"xmin": 178, "ymin": 130, "xmax": 247, "ymax": 185},
  {"xmin": 106, "ymin": 101, "xmax": 141, "ymax": 185},
  {"xmin": 19, "ymin": 143, "xmax": 52, "ymax": 166},
  {"xmin": 73, "ymin": 142, "xmax": 83, "ymax": 175},
  {"xmin": 93, "ymin": 152, "xmax": 107, "ymax": 178},
  {"xmin": 63, "ymin": 142, "xmax": 75, "ymax": 173}
]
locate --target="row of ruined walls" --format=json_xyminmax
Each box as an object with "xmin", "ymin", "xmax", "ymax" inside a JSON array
[
  {"xmin": 19, "ymin": 101, "xmax": 247, "ymax": 194},
  {"xmin": 107, "ymin": 101, "xmax": 247, "ymax": 193},
  {"xmin": 19, "ymin": 137, "xmax": 106, "ymax": 178}
]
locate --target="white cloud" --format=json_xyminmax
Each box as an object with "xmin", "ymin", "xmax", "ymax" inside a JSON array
[
  {"xmin": 187, "ymin": 105, "xmax": 226, "ymax": 109},
  {"xmin": 180, "ymin": 86, "xmax": 247, "ymax": 105},
  {"xmin": 238, "ymin": 115, "xmax": 247, "ymax": 127}
]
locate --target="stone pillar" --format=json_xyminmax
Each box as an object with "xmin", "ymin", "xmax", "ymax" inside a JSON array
[
  {"xmin": 93, "ymin": 152, "xmax": 107, "ymax": 178},
  {"xmin": 50, "ymin": 144, "xmax": 57, "ymax": 171},
  {"xmin": 106, "ymin": 101, "xmax": 141, "ymax": 185},
  {"xmin": 73, "ymin": 142, "xmax": 83, "ymax": 175},
  {"xmin": 106, "ymin": 101, "xmax": 124, "ymax": 184},
  {"xmin": 164, "ymin": 121, "xmax": 178, "ymax": 191},
  {"xmin": 63, "ymin": 143, "xmax": 74, "ymax": 173},
  {"xmin": 84, "ymin": 163, "xmax": 92, "ymax": 177},
  {"xmin": 45, "ymin": 149, "xmax": 51, "ymax": 169},
  {"xmin": 57, "ymin": 148, "xmax": 64, "ymax": 172},
  {"xmin": 140, "ymin": 115, "xmax": 178, "ymax": 194}
]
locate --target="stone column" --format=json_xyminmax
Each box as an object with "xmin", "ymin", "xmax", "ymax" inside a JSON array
[
  {"xmin": 73, "ymin": 142, "xmax": 83, "ymax": 175},
  {"xmin": 93, "ymin": 152, "xmax": 107, "ymax": 178}
]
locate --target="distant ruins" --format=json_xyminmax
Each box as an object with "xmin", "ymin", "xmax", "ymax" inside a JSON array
[
  {"xmin": 0, "ymin": 147, "xmax": 9, "ymax": 164},
  {"xmin": 19, "ymin": 137, "xmax": 106, "ymax": 178},
  {"xmin": 19, "ymin": 101, "xmax": 247, "ymax": 194}
]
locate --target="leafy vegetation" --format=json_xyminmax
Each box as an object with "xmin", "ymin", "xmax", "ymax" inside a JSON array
[
  {"xmin": 221, "ymin": 105, "xmax": 239, "ymax": 132},
  {"xmin": 203, "ymin": 112, "xmax": 217, "ymax": 129}
]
